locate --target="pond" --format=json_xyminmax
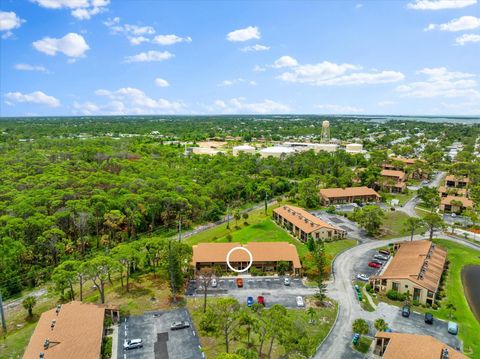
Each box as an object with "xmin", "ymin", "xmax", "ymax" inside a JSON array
[{"xmin": 462, "ymin": 265, "xmax": 480, "ymax": 323}]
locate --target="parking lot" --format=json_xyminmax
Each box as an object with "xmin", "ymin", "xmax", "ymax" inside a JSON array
[
  {"xmin": 311, "ymin": 210, "xmax": 369, "ymax": 242},
  {"xmin": 352, "ymin": 247, "xmax": 390, "ymax": 280},
  {"xmin": 118, "ymin": 308, "xmax": 203, "ymax": 359},
  {"xmin": 188, "ymin": 276, "xmax": 316, "ymax": 308}
]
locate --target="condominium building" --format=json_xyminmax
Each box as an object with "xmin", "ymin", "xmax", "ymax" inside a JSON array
[
  {"xmin": 445, "ymin": 175, "xmax": 469, "ymax": 188},
  {"xmin": 378, "ymin": 169, "xmax": 407, "ymax": 193},
  {"xmin": 440, "ymin": 196, "xmax": 474, "ymax": 213},
  {"xmin": 319, "ymin": 186, "xmax": 381, "ymax": 205}
]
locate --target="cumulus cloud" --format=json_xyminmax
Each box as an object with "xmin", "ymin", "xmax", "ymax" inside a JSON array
[
  {"xmin": 396, "ymin": 67, "xmax": 480, "ymax": 100},
  {"xmin": 408, "ymin": 0, "xmax": 476, "ymax": 10},
  {"xmin": 226, "ymin": 26, "xmax": 260, "ymax": 42},
  {"xmin": 455, "ymin": 33, "xmax": 480, "ymax": 45},
  {"xmin": 5, "ymin": 91, "xmax": 60, "ymax": 107},
  {"xmin": 125, "ymin": 50, "xmax": 174, "ymax": 63},
  {"xmin": 73, "ymin": 87, "xmax": 185, "ymax": 115},
  {"xmin": 153, "ymin": 34, "xmax": 192, "ymax": 45},
  {"xmin": 32, "ymin": 0, "xmax": 109, "ymax": 20},
  {"xmin": 218, "ymin": 78, "xmax": 256, "ymax": 86},
  {"xmin": 253, "ymin": 65, "xmax": 266, "ymax": 72},
  {"xmin": 14, "ymin": 63, "xmax": 48, "ymax": 72},
  {"xmin": 272, "ymin": 56, "xmax": 299, "ymax": 68},
  {"xmin": 33, "ymin": 33, "xmax": 90, "ymax": 58},
  {"xmin": 315, "ymin": 104, "xmax": 364, "ymax": 114},
  {"xmin": 154, "ymin": 78, "xmax": 170, "ymax": 87},
  {"xmin": 241, "ymin": 44, "xmax": 270, "ymax": 52},
  {"xmin": 426, "ymin": 16, "xmax": 480, "ymax": 31},
  {"xmin": 211, "ymin": 98, "xmax": 290, "ymax": 114},
  {"xmin": 377, "ymin": 100, "xmax": 396, "ymax": 107},
  {"xmin": 275, "ymin": 58, "xmax": 404, "ymax": 86},
  {"xmin": 0, "ymin": 11, "xmax": 25, "ymax": 38}
]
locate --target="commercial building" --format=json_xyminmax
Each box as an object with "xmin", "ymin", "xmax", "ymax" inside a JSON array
[
  {"xmin": 259, "ymin": 146, "xmax": 296, "ymax": 158},
  {"xmin": 345, "ymin": 143, "xmax": 363, "ymax": 154},
  {"xmin": 369, "ymin": 240, "xmax": 447, "ymax": 306},
  {"xmin": 440, "ymin": 195, "xmax": 474, "ymax": 213},
  {"xmin": 378, "ymin": 169, "xmax": 407, "ymax": 193},
  {"xmin": 191, "ymin": 242, "xmax": 301, "ymax": 275},
  {"xmin": 319, "ymin": 186, "xmax": 381, "ymax": 205},
  {"xmin": 232, "ymin": 144, "xmax": 256, "ymax": 156},
  {"xmin": 373, "ymin": 332, "xmax": 467, "ymax": 359},
  {"xmin": 273, "ymin": 205, "xmax": 346, "ymax": 241},
  {"xmin": 23, "ymin": 301, "xmax": 119, "ymax": 359}
]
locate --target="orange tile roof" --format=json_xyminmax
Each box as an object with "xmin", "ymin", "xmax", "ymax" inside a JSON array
[
  {"xmin": 376, "ymin": 332, "xmax": 467, "ymax": 359},
  {"xmin": 273, "ymin": 205, "xmax": 343, "ymax": 234},
  {"xmin": 23, "ymin": 301, "xmax": 107, "ymax": 359},
  {"xmin": 438, "ymin": 186, "xmax": 468, "ymax": 196},
  {"xmin": 445, "ymin": 175, "xmax": 470, "ymax": 183},
  {"xmin": 319, "ymin": 186, "xmax": 380, "ymax": 199},
  {"xmin": 192, "ymin": 242, "xmax": 301, "ymax": 269},
  {"xmin": 441, "ymin": 195, "xmax": 473, "ymax": 208},
  {"xmin": 380, "ymin": 169, "xmax": 406, "ymax": 181},
  {"xmin": 374, "ymin": 240, "xmax": 446, "ymax": 292}
]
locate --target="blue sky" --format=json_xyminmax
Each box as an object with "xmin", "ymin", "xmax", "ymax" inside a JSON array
[{"xmin": 1, "ymin": 0, "xmax": 479, "ymax": 116}]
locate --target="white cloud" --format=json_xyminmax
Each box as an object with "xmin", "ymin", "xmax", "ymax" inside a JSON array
[
  {"xmin": 155, "ymin": 78, "xmax": 170, "ymax": 87},
  {"xmin": 455, "ymin": 33, "xmax": 480, "ymax": 45},
  {"xmin": 355, "ymin": 3, "xmax": 363, "ymax": 8},
  {"xmin": 14, "ymin": 63, "xmax": 48, "ymax": 72},
  {"xmin": 153, "ymin": 34, "xmax": 192, "ymax": 45},
  {"xmin": 74, "ymin": 87, "xmax": 185, "ymax": 115},
  {"xmin": 212, "ymin": 98, "xmax": 290, "ymax": 114},
  {"xmin": 128, "ymin": 36, "xmax": 149, "ymax": 45},
  {"xmin": 272, "ymin": 56, "xmax": 299, "ymax": 68},
  {"xmin": 276, "ymin": 59, "xmax": 404, "ymax": 86},
  {"xmin": 0, "ymin": 11, "xmax": 25, "ymax": 38},
  {"xmin": 125, "ymin": 50, "xmax": 174, "ymax": 63},
  {"xmin": 33, "ymin": 33, "xmax": 89, "ymax": 58},
  {"xmin": 253, "ymin": 65, "xmax": 266, "ymax": 72},
  {"xmin": 377, "ymin": 100, "xmax": 396, "ymax": 107},
  {"xmin": 226, "ymin": 26, "xmax": 260, "ymax": 42},
  {"xmin": 408, "ymin": 0, "xmax": 476, "ymax": 10},
  {"xmin": 315, "ymin": 104, "xmax": 364, "ymax": 114},
  {"xmin": 241, "ymin": 44, "xmax": 270, "ymax": 52},
  {"xmin": 32, "ymin": 0, "xmax": 109, "ymax": 20},
  {"xmin": 219, "ymin": 78, "xmax": 256, "ymax": 86},
  {"xmin": 426, "ymin": 16, "xmax": 480, "ymax": 32},
  {"xmin": 396, "ymin": 67, "xmax": 480, "ymax": 100},
  {"xmin": 5, "ymin": 91, "xmax": 60, "ymax": 107}
]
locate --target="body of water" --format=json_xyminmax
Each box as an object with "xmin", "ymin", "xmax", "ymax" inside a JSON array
[{"xmin": 462, "ymin": 265, "xmax": 480, "ymax": 323}]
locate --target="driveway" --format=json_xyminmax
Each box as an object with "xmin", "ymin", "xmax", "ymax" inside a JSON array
[
  {"xmin": 311, "ymin": 211, "xmax": 372, "ymax": 242},
  {"xmin": 118, "ymin": 308, "xmax": 202, "ymax": 359}
]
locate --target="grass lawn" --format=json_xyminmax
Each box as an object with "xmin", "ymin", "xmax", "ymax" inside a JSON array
[
  {"xmin": 355, "ymin": 281, "xmax": 375, "ymax": 312},
  {"xmin": 353, "ymin": 336, "xmax": 373, "ymax": 354},
  {"xmin": 380, "ymin": 211, "xmax": 424, "ymax": 239},
  {"xmin": 0, "ymin": 322, "xmax": 36, "ymax": 359},
  {"xmin": 187, "ymin": 296, "xmax": 338, "ymax": 359},
  {"xmin": 381, "ymin": 190, "xmax": 417, "ymax": 206}
]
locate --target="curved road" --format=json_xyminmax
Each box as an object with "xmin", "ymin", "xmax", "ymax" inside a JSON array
[{"xmin": 314, "ymin": 232, "xmax": 480, "ymax": 359}]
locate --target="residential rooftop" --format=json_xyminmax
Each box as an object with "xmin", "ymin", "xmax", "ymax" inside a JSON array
[
  {"xmin": 441, "ymin": 195, "xmax": 474, "ymax": 208},
  {"xmin": 319, "ymin": 186, "xmax": 381, "ymax": 199},
  {"xmin": 273, "ymin": 205, "xmax": 341, "ymax": 234}
]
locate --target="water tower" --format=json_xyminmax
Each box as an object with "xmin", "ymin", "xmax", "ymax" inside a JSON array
[{"xmin": 321, "ymin": 120, "xmax": 331, "ymax": 143}]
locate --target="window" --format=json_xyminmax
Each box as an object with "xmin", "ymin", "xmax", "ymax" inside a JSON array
[
  {"xmin": 427, "ymin": 291, "xmax": 434, "ymax": 298},
  {"xmin": 413, "ymin": 288, "xmax": 422, "ymax": 301},
  {"xmin": 405, "ymin": 284, "xmax": 408, "ymax": 288},
  {"xmin": 392, "ymin": 282, "xmax": 399, "ymax": 291}
]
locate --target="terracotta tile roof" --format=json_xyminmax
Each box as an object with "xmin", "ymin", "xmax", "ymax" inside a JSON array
[
  {"xmin": 393, "ymin": 157, "xmax": 418, "ymax": 165},
  {"xmin": 273, "ymin": 205, "xmax": 344, "ymax": 234},
  {"xmin": 319, "ymin": 186, "xmax": 380, "ymax": 199},
  {"xmin": 445, "ymin": 175, "xmax": 470, "ymax": 183},
  {"xmin": 23, "ymin": 301, "xmax": 107, "ymax": 359},
  {"xmin": 376, "ymin": 332, "xmax": 467, "ymax": 359},
  {"xmin": 438, "ymin": 186, "xmax": 468, "ymax": 196},
  {"xmin": 380, "ymin": 169, "xmax": 406, "ymax": 181},
  {"xmin": 374, "ymin": 240, "xmax": 446, "ymax": 292},
  {"xmin": 441, "ymin": 195, "xmax": 473, "ymax": 208},
  {"xmin": 192, "ymin": 242, "xmax": 301, "ymax": 269}
]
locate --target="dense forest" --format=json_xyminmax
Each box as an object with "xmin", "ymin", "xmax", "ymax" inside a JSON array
[{"xmin": 0, "ymin": 116, "xmax": 479, "ymax": 298}]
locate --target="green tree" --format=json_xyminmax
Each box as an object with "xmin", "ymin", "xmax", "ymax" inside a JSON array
[
  {"xmin": 423, "ymin": 213, "xmax": 444, "ymax": 240},
  {"xmin": 404, "ymin": 217, "xmax": 424, "ymax": 241},
  {"xmin": 216, "ymin": 354, "xmax": 244, "ymax": 359},
  {"xmin": 418, "ymin": 187, "xmax": 440, "ymax": 212},
  {"xmin": 307, "ymin": 307, "xmax": 317, "ymax": 325},
  {"xmin": 207, "ymin": 297, "xmax": 240, "ymax": 353},
  {"xmin": 374, "ymin": 318, "xmax": 388, "ymax": 332},
  {"xmin": 298, "ymin": 178, "xmax": 320, "ymax": 208},
  {"xmin": 197, "ymin": 267, "xmax": 214, "ymax": 313},
  {"xmin": 52, "ymin": 260, "xmax": 78, "ymax": 300},
  {"xmin": 242, "ymin": 212, "xmax": 249, "ymax": 225},
  {"xmin": 22, "ymin": 296, "xmax": 37, "ymax": 317},
  {"xmin": 83, "ymin": 255, "xmax": 118, "ymax": 304},
  {"xmin": 276, "ymin": 261, "xmax": 289, "ymax": 276},
  {"xmin": 354, "ymin": 206, "xmax": 385, "ymax": 236},
  {"xmin": 352, "ymin": 318, "xmax": 369, "ymax": 336},
  {"xmin": 111, "ymin": 243, "xmax": 143, "ymax": 292}
]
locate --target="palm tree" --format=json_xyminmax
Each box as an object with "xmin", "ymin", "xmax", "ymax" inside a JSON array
[
  {"xmin": 374, "ymin": 318, "xmax": 388, "ymax": 332},
  {"xmin": 307, "ymin": 307, "xmax": 317, "ymax": 324},
  {"xmin": 352, "ymin": 318, "xmax": 369, "ymax": 336},
  {"xmin": 22, "ymin": 296, "xmax": 37, "ymax": 317}
]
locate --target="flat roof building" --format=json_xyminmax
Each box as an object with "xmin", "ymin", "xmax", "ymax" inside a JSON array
[
  {"xmin": 273, "ymin": 205, "xmax": 346, "ymax": 242},
  {"xmin": 370, "ymin": 240, "xmax": 447, "ymax": 305},
  {"xmin": 319, "ymin": 186, "xmax": 381, "ymax": 205},
  {"xmin": 192, "ymin": 242, "xmax": 301, "ymax": 275},
  {"xmin": 23, "ymin": 301, "xmax": 119, "ymax": 359}
]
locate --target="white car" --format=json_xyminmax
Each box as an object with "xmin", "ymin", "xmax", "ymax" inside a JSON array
[
  {"xmin": 356, "ymin": 273, "xmax": 369, "ymax": 281},
  {"xmin": 211, "ymin": 278, "xmax": 217, "ymax": 288},
  {"xmin": 124, "ymin": 339, "xmax": 143, "ymax": 350},
  {"xmin": 284, "ymin": 277, "xmax": 291, "ymax": 286},
  {"xmin": 296, "ymin": 296, "xmax": 305, "ymax": 307}
]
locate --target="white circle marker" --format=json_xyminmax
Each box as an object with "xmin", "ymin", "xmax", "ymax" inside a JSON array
[{"xmin": 226, "ymin": 246, "xmax": 253, "ymax": 273}]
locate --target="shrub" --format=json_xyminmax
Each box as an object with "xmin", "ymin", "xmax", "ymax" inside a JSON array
[
  {"xmin": 386, "ymin": 290, "xmax": 399, "ymax": 301},
  {"xmin": 249, "ymin": 267, "xmax": 261, "ymax": 277},
  {"xmin": 413, "ymin": 300, "xmax": 420, "ymax": 307},
  {"xmin": 365, "ymin": 284, "xmax": 373, "ymax": 293},
  {"xmin": 101, "ymin": 337, "xmax": 112, "ymax": 359},
  {"xmin": 432, "ymin": 303, "xmax": 438, "ymax": 310},
  {"xmin": 226, "ymin": 234, "xmax": 233, "ymax": 242}
]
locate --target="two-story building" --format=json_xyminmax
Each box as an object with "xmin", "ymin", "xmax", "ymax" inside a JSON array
[
  {"xmin": 319, "ymin": 186, "xmax": 381, "ymax": 205},
  {"xmin": 378, "ymin": 169, "xmax": 407, "ymax": 193}
]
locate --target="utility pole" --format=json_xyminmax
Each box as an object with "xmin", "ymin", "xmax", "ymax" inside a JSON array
[
  {"xmin": 0, "ymin": 292, "xmax": 6, "ymax": 335},
  {"xmin": 264, "ymin": 190, "xmax": 268, "ymax": 215}
]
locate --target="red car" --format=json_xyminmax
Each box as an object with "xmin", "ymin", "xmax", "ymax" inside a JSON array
[
  {"xmin": 257, "ymin": 296, "xmax": 265, "ymax": 306},
  {"xmin": 236, "ymin": 278, "xmax": 244, "ymax": 288},
  {"xmin": 368, "ymin": 261, "xmax": 381, "ymax": 268}
]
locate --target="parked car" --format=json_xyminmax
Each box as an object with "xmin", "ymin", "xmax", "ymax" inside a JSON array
[
  {"xmin": 352, "ymin": 333, "xmax": 360, "ymax": 345},
  {"xmin": 124, "ymin": 339, "xmax": 143, "ymax": 350},
  {"xmin": 402, "ymin": 305, "xmax": 410, "ymax": 318},
  {"xmin": 247, "ymin": 296, "xmax": 254, "ymax": 307},
  {"xmin": 368, "ymin": 261, "xmax": 381, "ymax": 268},
  {"xmin": 379, "ymin": 249, "xmax": 390, "ymax": 256},
  {"xmin": 374, "ymin": 254, "xmax": 389, "ymax": 261},
  {"xmin": 257, "ymin": 296, "xmax": 265, "ymax": 306},
  {"xmin": 170, "ymin": 321, "xmax": 190, "ymax": 330},
  {"xmin": 236, "ymin": 278, "xmax": 243, "ymax": 288},
  {"xmin": 425, "ymin": 313, "xmax": 434, "ymax": 324},
  {"xmin": 448, "ymin": 321, "xmax": 458, "ymax": 335},
  {"xmin": 211, "ymin": 278, "xmax": 217, "ymax": 288},
  {"xmin": 296, "ymin": 296, "xmax": 305, "ymax": 307},
  {"xmin": 371, "ymin": 259, "xmax": 383, "ymax": 265},
  {"xmin": 356, "ymin": 273, "xmax": 369, "ymax": 281},
  {"xmin": 284, "ymin": 277, "xmax": 291, "ymax": 286}
]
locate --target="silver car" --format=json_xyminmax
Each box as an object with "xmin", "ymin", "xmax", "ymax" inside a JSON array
[{"xmin": 124, "ymin": 339, "xmax": 143, "ymax": 350}]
